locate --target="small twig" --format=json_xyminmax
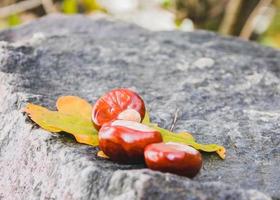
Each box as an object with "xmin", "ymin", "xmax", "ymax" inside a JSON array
[
  {"xmin": 170, "ymin": 108, "xmax": 179, "ymax": 132},
  {"xmin": 219, "ymin": 0, "xmax": 244, "ymax": 35},
  {"xmin": 239, "ymin": 0, "xmax": 272, "ymax": 40},
  {"xmin": 42, "ymin": 0, "xmax": 57, "ymax": 14},
  {"xmin": 0, "ymin": 0, "xmax": 42, "ymax": 18}
]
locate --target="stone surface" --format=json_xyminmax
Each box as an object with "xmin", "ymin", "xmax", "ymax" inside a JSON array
[{"xmin": 0, "ymin": 14, "xmax": 279, "ymax": 200}]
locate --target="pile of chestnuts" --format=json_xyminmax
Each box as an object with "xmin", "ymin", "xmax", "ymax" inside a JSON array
[{"xmin": 92, "ymin": 88, "xmax": 202, "ymax": 178}]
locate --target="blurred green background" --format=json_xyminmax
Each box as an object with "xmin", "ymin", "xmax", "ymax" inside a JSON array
[{"xmin": 0, "ymin": 0, "xmax": 279, "ymax": 48}]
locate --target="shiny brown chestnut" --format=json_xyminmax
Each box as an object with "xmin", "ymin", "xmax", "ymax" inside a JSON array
[
  {"xmin": 144, "ymin": 142, "xmax": 202, "ymax": 178},
  {"xmin": 98, "ymin": 120, "xmax": 162, "ymax": 163},
  {"xmin": 92, "ymin": 88, "xmax": 145, "ymax": 129}
]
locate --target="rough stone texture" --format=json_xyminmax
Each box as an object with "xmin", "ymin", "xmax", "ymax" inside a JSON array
[{"xmin": 0, "ymin": 14, "xmax": 279, "ymax": 200}]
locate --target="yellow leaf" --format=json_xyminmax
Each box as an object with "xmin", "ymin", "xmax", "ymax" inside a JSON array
[
  {"xmin": 97, "ymin": 150, "xmax": 109, "ymax": 159},
  {"xmin": 142, "ymin": 110, "xmax": 158, "ymax": 126},
  {"xmin": 56, "ymin": 96, "xmax": 93, "ymax": 121},
  {"xmin": 176, "ymin": 132, "xmax": 195, "ymax": 141},
  {"xmin": 25, "ymin": 96, "xmax": 226, "ymax": 159},
  {"xmin": 24, "ymin": 104, "xmax": 61, "ymax": 132},
  {"xmin": 82, "ymin": 0, "xmax": 106, "ymax": 12},
  {"xmin": 142, "ymin": 109, "xmax": 151, "ymax": 124},
  {"xmin": 63, "ymin": 0, "xmax": 78, "ymax": 14},
  {"xmin": 148, "ymin": 124, "xmax": 226, "ymax": 159},
  {"xmin": 24, "ymin": 103, "xmax": 98, "ymax": 146}
]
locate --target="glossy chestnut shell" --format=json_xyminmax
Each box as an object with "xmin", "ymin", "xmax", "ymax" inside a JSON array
[
  {"xmin": 144, "ymin": 142, "xmax": 202, "ymax": 178},
  {"xmin": 98, "ymin": 120, "xmax": 162, "ymax": 163},
  {"xmin": 92, "ymin": 88, "xmax": 145, "ymax": 129}
]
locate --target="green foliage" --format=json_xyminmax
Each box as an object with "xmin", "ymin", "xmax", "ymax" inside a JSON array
[
  {"xmin": 161, "ymin": 0, "xmax": 172, "ymax": 9},
  {"xmin": 63, "ymin": 0, "xmax": 78, "ymax": 14},
  {"xmin": 7, "ymin": 14, "xmax": 21, "ymax": 27},
  {"xmin": 0, "ymin": 0, "xmax": 279, "ymax": 49},
  {"xmin": 259, "ymin": 9, "xmax": 280, "ymax": 48},
  {"xmin": 81, "ymin": 0, "xmax": 105, "ymax": 12}
]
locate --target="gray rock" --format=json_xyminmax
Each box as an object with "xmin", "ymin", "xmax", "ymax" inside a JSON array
[{"xmin": 0, "ymin": 14, "xmax": 279, "ymax": 200}]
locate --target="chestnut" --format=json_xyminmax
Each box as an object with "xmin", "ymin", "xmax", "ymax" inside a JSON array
[
  {"xmin": 92, "ymin": 88, "xmax": 145, "ymax": 129},
  {"xmin": 98, "ymin": 120, "xmax": 162, "ymax": 163},
  {"xmin": 144, "ymin": 142, "xmax": 202, "ymax": 178}
]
